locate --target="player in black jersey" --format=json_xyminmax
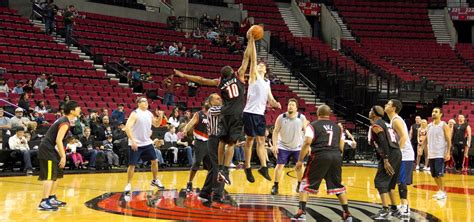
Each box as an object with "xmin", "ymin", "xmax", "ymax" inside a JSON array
[
  {"xmin": 37, "ymin": 100, "xmax": 81, "ymax": 211},
  {"xmin": 174, "ymin": 34, "xmax": 254, "ymax": 185},
  {"xmin": 293, "ymin": 105, "xmax": 352, "ymax": 221},
  {"xmin": 183, "ymin": 101, "xmax": 210, "ymax": 192},
  {"xmin": 368, "ymin": 105, "xmax": 402, "ymax": 220}
]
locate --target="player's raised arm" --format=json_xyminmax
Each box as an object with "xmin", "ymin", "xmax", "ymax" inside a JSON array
[
  {"xmin": 237, "ymin": 33, "xmax": 254, "ymax": 82},
  {"xmin": 174, "ymin": 69, "xmax": 219, "ymax": 86}
]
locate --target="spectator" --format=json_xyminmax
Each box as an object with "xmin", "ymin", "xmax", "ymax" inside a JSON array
[
  {"xmin": 101, "ymin": 134, "xmax": 119, "ymax": 167},
  {"xmin": 199, "ymin": 12, "xmax": 213, "ymax": 28},
  {"xmin": 9, "ymin": 127, "xmax": 37, "ymax": 175},
  {"xmin": 154, "ymin": 41, "xmax": 167, "ymax": 55},
  {"xmin": 143, "ymin": 72, "xmax": 153, "ymax": 82},
  {"xmin": 176, "ymin": 124, "xmax": 193, "ymax": 167},
  {"xmin": 70, "ymin": 115, "xmax": 83, "ymax": 136},
  {"xmin": 12, "ymin": 81, "xmax": 24, "ymax": 94},
  {"xmin": 131, "ymin": 68, "xmax": 143, "ymax": 93},
  {"xmin": 168, "ymin": 108, "xmax": 180, "ymax": 128},
  {"xmin": 47, "ymin": 75, "xmax": 57, "ymax": 90},
  {"xmin": 178, "ymin": 46, "xmax": 187, "ymax": 57},
  {"xmin": 233, "ymin": 137, "xmax": 246, "ymax": 168},
  {"xmin": 100, "ymin": 108, "xmax": 110, "ymax": 122},
  {"xmin": 60, "ymin": 95, "xmax": 70, "ymax": 110},
  {"xmin": 0, "ymin": 78, "xmax": 10, "ymax": 95},
  {"xmin": 119, "ymin": 57, "xmax": 131, "ymax": 71},
  {"xmin": 112, "ymin": 104, "xmax": 125, "ymax": 124},
  {"xmin": 187, "ymin": 81, "xmax": 198, "ymax": 97},
  {"xmin": 18, "ymin": 93, "xmax": 34, "ymax": 113},
  {"xmin": 228, "ymin": 39, "xmax": 243, "ymax": 54},
  {"xmin": 163, "ymin": 75, "xmax": 175, "ymax": 106},
  {"xmin": 153, "ymin": 138, "xmax": 165, "ymax": 166},
  {"xmin": 88, "ymin": 110, "xmax": 100, "ymax": 137},
  {"xmin": 213, "ymin": 14, "xmax": 223, "ymax": 29},
  {"xmin": 206, "ymin": 28, "xmax": 219, "ymax": 40},
  {"xmin": 0, "ymin": 107, "xmax": 11, "ymax": 148},
  {"xmin": 35, "ymin": 100, "xmax": 49, "ymax": 115},
  {"xmin": 179, "ymin": 110, "xmax": 192, "ymax": 125},
  {"xmin": 95, "ymin": 116, "xmax": 112, "ymax": 141},
  {"xmin": 31, "ymin": 111, "xmax": 47, "ymax": 125},
  {"xmin": 65, "ymin": 136, "xmax": 84, "ymax": 168},
  {"xmin": 63, "ymin": 5, "xmax": 76, "ymax": 45},
  {"xmin": 42, "ymin": 0, "xmax": 58, "ymax": 35},
  {"xmin": 79, "ymin": 127, "xmax": 99, "ymax": 169},
  {"xmin": 22, "ymin": 79, "xmax": 34, "ymax": 94},
  {"xmin": 192, "ymin": 28, "xmax": 203, "ymax": 39},
  {"xmin": 239, "ymin": 16, "xmax": 251, "ymax": 37},
  {"xmin": 188, "ymin": 44, "xmax": 203, "ymax": 59},
  {"xmin": 10, "ymin": 108, "xmax": 34, "ymax": 131},
  {"xmin": 168, "ymin": 42, "xmax": 179, "ymax": 56},
  {"xmin": 145, "ymin": 44, "xmax": 154, "ymax": 53},
  {"xmin": 34, "ymin": 73, "xmax": 48, "ymax": 93}
]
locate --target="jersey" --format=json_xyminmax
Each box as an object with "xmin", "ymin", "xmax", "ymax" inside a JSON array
[
  {"xmin": 305, "ymin": 119, "xmax": 341, "ymax": 153},
  {"xmin": 243, "ymin": 77, "xmax": 270, "ymax": 115},
  {"xmin": 38, "ymin": 116, "xmax": 70, "ymax": 161},
  {"xmin": 453, "ymin": 123, "xmax": 468, "ymax": 145},
  {"xmin": 193, "ymin": 110, "xmax": 209, "ymax": 141},
  {"xmin": 208, "ymin": 106, "xmax": 221, "ymax": 136},
  {"xmin": 427, "ymin": 121, "xmax": 448, "ymax": 159},
  {"xmin": 277, "ymin": 112, "xmax": 306, "ymax": 150},
  {"xmin": 391, "ymin": 115, "xmax": 415, "ymax": 161},
  {"xmin": 129, "ymin": 108, "xmax": 153, "ymax": 147},
  {"xmin": 370, "ymin": 118, "xmax": 400, "ymax": 154},
  {"xmin": 219, "ymin": 74, "xmax": 245, "ymax": 116}
]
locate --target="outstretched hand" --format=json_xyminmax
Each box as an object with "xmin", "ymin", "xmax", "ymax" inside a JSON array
[{"xmin": 173, "ymin": 69, "xmax": 184, "ymax": 77}]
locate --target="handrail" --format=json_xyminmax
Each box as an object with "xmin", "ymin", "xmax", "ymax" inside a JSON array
[
  {"xmin": 30, "ymin": 1, "xmax": 44, "ymax": 20},
  {"xmin": 0, "ymin": 99, "xmax": 24, "ymax": 117},
  {"xmin": 160, "ymin": 0, "xmax": 175, "ymax": 16},
  {"xmin": 106, "ymin": 61, "xmax": 131, "ymax": 82}
]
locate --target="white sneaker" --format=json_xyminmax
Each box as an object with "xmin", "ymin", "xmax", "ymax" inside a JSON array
[
  {"xmin": 415, "ymin": 166, "xmax": 420, "ymax": 171},
  {"xmin": 435, "ymin": 191, "xmax": 447, "ymax": 200},
  {"xmin": 399, "ymin": 205, "xmax": 410, "ymax": 216},
  {"xmin": 124, "ymin": 183, "xmax": 131, "ymax": 193},
  {"xmin": 229, "ymin": 163, "xmax": 237, "ymax": 168},
  {"xmin": 151, "ymin": 179, "xmax": 165, "ymax": 189},
  {"xmin": 424, "ymin": 167, "xmax": 431, "ymax": 171}
]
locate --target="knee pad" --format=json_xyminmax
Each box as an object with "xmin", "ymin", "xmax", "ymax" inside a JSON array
[
  {"xmin": 377, "ymin": 187, "xmax": 389, "ymax": 195},
  {"xmin": 398, "ymin": 184, "xmax": 408, "ymax": 199}
]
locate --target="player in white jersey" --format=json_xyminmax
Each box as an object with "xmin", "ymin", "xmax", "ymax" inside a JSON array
[
  {"xmin": 424, "ymin": 107, "xmax": 451, "ymax": 200},
  {"xmin": 385, "ymin": 99, "xmax": 415, "ymax": 217},
  {"xmin": 124, "ymin": 97, "xmax": 165, "ymax": 195},
  {"xmin": 242, "ymin": 37, "xmax": 281, "ymax": 183},
  {"xmin": 270, "ymin": 98, "xmax": 306, "ymax": 195}
]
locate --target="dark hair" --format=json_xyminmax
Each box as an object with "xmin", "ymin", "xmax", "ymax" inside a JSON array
[
  {"xmin": 288, "ymin": 98, "xmax": 298, "ymax": 108},
  {"xmin": 65, "ymin": 136, "xmax": 76, "ymax": 142},
  {"xmin": 372, "ymin": 106, "xmax": 384, "ymax": 117},
  {"xmin": 19, "ymin": 93, "xmax": 28, "ymax": 101},
  {"xmin": 433, "ymin": 107, "xmax": 442, "ymax": 114},
  {"xmin": 390, "ymin": 99, "xmax": 403, "ymax": 114},
  {"xmin": 64, "ymin": 95, "xmax": 70, "ymax": 101},
  {"xmin": 64, "ymin": 100, "xmax": 79, "ymax": 115},
  {"xmin": 220, "ymin": 66, "xmax": 233, "ymax": 79}
]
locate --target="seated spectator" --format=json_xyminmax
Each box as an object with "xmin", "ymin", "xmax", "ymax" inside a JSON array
[
  {"xmin": 12, "ymin": 81, "xmax": 24, "ymax": 94},
  {"xmin": 70, "ymin": 115, "xmax": 83, "ymax": 136},
  {"xmin": 153, "ymin": 138, "xmax": 165, "ymax": 166},
  {"xmin": 22, "ymin": 80, "xmax": 34, "ymax": 94},
  {"xmin": 0, "ymin": 107, "xmax": 11, "ymax": 148},
  {"xmin": 18, "ymin": 93, "xmax": 34, "ymax": 113},
  {"xmin": 0, "ymin": 78, "xmax": 10, "ymax": 95},
  {"xmin": 213, "ymin": 14, "xmax": 223, "ymax": 29},
  {"xmin": 145, "ymin": 44, "xmax": 154, "ymax": 53},
  {"xmin": 9, "ymin": 127, "xmax": 37, "ymax": 175},
  {"xmin": 179, "ymin": 110, "xmax": 191, "ymax": 125},
  {"xmin": 34, "ymin": 73, "xmax": 49, "ymax": 93},
  {"xmin": 47, "ymin": 75, "xmax": 57, "ymax": 90},
  {"xmin": 31, "ymin": 111, "xmax": 47, "ymax": 125},
  {"xmin": 187, "ymin": 81, "xmax": 198, "ymax": 97},
  {"xmin": 79, "ymin": 127, "xmax": 100, "ymax": 169},
  {"xmin": 95, "ymin": 116, "xmax": 113, "ymax": 141},
  {"xmin": 168, "ymin": 42, "xmax": 179, "ymax": 56},
  {"xmin": 11, "ymin": 108, "xmax": 36, "ymax": 131},
  {"xmin": 100, "ymin": 108, "xmax": 110, "ymax": 122},
  {"xmin": 164, "ymin": 125, "xmax": 179, "ymax": 163},
  {"xmin": 188, "ymin": 44, "xmax": 203, "ymax": 59},
  {"xmin": 60, "ymin": 95, "xmax": 70, "ymax": 110},
  {"xmin": 228, "ymin": 39, "xmax": 243, "ymax": 54},
  {"xmin": 192, "ymin": 28, "xmax": 203, "ymax": 39},
  {"xmin": 112, "ymin": 104, "xmax": 125, "ymax": 124},
  {"xmin": 119, "ymin": 57, "xmax": 131, "ymax": 71},
  {"xmin": 177, "ymin": 42, "xmax": 186, "ymax": 57},
  {"xmin": 155, "ymin": 41, "xmax": 167, "ymax": 55},
  {"xmin": 65, "ymin": 136, "xmax": 84, "ymax": 168},
  {"xmin": 143, "ymin": 72, "xmax": 153, "ymax": 82},
  {"xmin": 176, "ymin": 124, "xmax": 193, "ymax": 167},
  {"xmin": 206, "ymin": 28, "xmax": 219, "ymax": 40},
  {"xmin": 199, "ymin": 12, "xmax": 213, "ymax": 28},
  {"xmin": 101, "ymin": 133, "xmax": 119, "ymax": 167},
  {"xmin": 168, "ymin": 108, "xmax": 180, "ymax": 128},
  {"xmin": 35, "ymin": 100, "xmax": 49, "ymax": 115}
]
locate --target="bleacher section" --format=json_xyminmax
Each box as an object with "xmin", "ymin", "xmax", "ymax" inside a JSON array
[
  {"xmin": 457, "ymin": 43, "xmax": 474, "ymax": 69},
  {"xmin": 442, "ymin": 100, "xmax": 473, "ymax": 122},
  {"xmin": 336, "ymin": 0, "xmax": 474, "ymax": 86}
]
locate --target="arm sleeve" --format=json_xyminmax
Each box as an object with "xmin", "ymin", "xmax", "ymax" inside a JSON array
[{"xmin": 372, "ymin": 125, "xmax": 390, "ymax": 159}]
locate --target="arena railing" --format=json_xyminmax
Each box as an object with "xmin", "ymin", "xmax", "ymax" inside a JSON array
[{"xmin": 443, "ymin": 84, "xmax": 474, "ymax": 99}]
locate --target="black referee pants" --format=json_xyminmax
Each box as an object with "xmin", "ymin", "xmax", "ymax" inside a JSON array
[{"xmin": 200, "ymin": 135, "xmax": 224, "ymax": 200}]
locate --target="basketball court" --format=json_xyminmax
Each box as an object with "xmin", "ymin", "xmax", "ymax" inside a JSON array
[{"xmin": 0, "ymin": 167, "xmax": 472, "ymax": 221}]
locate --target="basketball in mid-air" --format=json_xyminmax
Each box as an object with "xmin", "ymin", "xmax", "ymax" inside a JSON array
[{"xmin": 250, "ymin": 25, "xmax": 264, "ymax": 40}]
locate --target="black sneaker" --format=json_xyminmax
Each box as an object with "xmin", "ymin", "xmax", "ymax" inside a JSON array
[
  {"xmin": 271, "ymin": 185, "xmax": 278, "ymax": 195},
  {"xmin": 49, "ymin": 195, "xmax": 67, "ymax": 207},
  {"xmin": 245, "ymin": 168, "xmax": 255, "ymax": 183},
  {"xmin": 296, "ymin": 182, "xmax": 301, "ymax": 193},
  {"xmin": 371, "ymin": 208, "xmax": 391, "ymax": 220},
  {"xmin": 186, "ymin": 182, "xmax": 193, "ymax": 192},
  {"xmin": 291, "ymin": 209, "xmax": 306, "ymax": 221},
  {"xmin": 390, "ymin": 207, "xmax": 402, "ymax": 218},
  {"xmin": 38, "ymin": 199, "xmax": 58, "ymax": 211},
  {"xmin": 258, "ymin": 167, "xmax": 272, "ymax": 181},
  {"xmin": 217, "ymin": 169, "xmax": 231, "ymax": 185}
]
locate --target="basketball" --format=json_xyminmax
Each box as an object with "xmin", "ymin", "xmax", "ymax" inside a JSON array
[{"xmin": 250, "ymin": 25, "xmax": 264, "ymax": 40}]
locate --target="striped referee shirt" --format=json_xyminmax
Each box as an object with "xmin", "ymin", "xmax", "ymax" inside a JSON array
[{"xmin": 208, "ymin": 106, "xmax": 221, "ymax": 136}]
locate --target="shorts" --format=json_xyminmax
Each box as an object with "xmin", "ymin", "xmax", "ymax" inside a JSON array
[
  {"xmin": 191, "ymin": 140, "xmax": 209, "ymax": 171},
  {"xmin": 374, "ymin": 148, "xmax": 401, "ymax": 194},
  {"xmin": 429, "ymin": 158, "xmax": 445, "ymax": 178},
  {"xmin": 398, "ymin": 161, "xmax": 414, "ymax": 185},
  {"xmin": 38, "ymin": 159, "xmax": 63, "ymax": 181},
  {"xmin": 218, "ymin": 114, "xmax": 243, "ymax": 143},
  {"xmin": 277, "ymin": 149, "xmax": 300, "ymax": 165},
  {"xmin": 128, "ymin": 144, "xmax": 157, "ymax": 165},
  {"xmin": 299, "ymin": 151, "xmax": 345, "ymax": 195},
  {"xmin": 243, "ymin": 112, "xmax": 266, "ymax": 137}
]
